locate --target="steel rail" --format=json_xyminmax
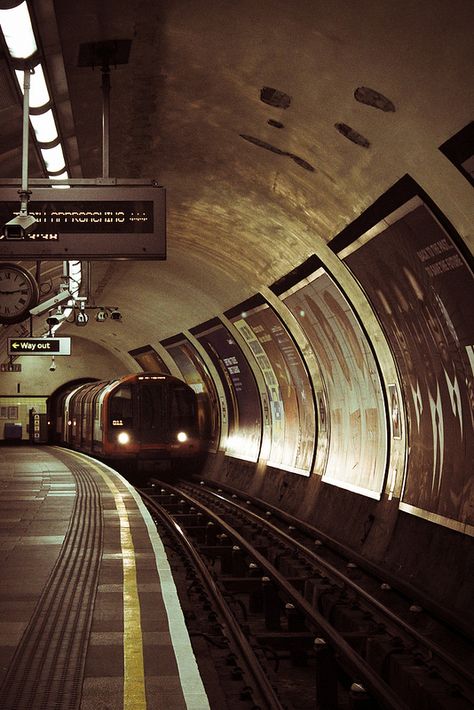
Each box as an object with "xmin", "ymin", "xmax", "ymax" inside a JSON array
[
  {"xmin": 157, "ymin": 483, "xmax": 409, "ymax": 710},
  {"xmin": 140, "ymin": 489, "xmax": 287, "ymax": 710},
  {"xmin": 188, "ymin": 482, "xmax": 474, "ymax": 688},
  {"xmin": 199, "ymin": 479, "xmax": 474, "ymax": 643}
]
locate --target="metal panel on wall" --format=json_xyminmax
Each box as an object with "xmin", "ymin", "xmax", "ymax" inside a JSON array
[
  {"xmin": 344, "ymin": 199, "xmax": 474, "ymax": 533},
  {"xmin": 161, "ymin": 335, "xmax": 220, "ymax": 452},
  {"xmin": 128, "ymin": 345, "xmax": 171, "ymax": 374},
  {"xmin": 228, "ymin": 301, "xmax": 315, "ymax": 476},
  {"xmin": 283, "ymin": 270, "xmax": 388, "ymax": 498},
  {"xmin": 190, "ymin": 319, "xmax": 262, "ymax": 462}
]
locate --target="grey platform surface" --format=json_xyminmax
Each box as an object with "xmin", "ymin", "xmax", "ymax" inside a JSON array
[{"xmin": 0, "ymin": 445, "xmax": 209, "ymax": 710}]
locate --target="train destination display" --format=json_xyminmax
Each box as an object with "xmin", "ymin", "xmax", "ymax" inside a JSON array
[{"xmin": 0, "ymin": 185, "xmax": 166, "ymax": 259}]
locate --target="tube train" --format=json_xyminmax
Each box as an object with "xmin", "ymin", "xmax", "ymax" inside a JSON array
[{"xmin": 59, "ymin": 373, "xmax": 204, "ymax": 464}]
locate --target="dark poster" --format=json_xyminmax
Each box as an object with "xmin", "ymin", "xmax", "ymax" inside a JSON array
[
  {"xmin": 194, "ymin": 321, "xmax": 262, "ymax": 462},
  {"xmin": 164, "ymin": 339, "xmax": 220, "ymax": 452},
  {"xmin": 284, "ymin": 270, "xmax": 388, "ymax": 498},
  {"xmin": 230, "ymin": 304, "xmax": 315, "ymax": 475},
  {"xmin": 128, "ymin": 345, "xmax": 171, "ymax": 374},
  {"xmin": 345, "ymin": 201, "xmax": 474, "ymax": 530}
]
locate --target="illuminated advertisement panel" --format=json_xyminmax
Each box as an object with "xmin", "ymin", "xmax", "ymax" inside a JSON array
[
  {"xmin": 343, "ymin": 198, "xmax": 474, "ymax": 531},
  {"xmin": 128, "ymin": 345, "xmax": 170, "ymax": 374},
  {"xmin": 283, "ymin": 270, "xmax": 388, "ymax": 498},
  {"xmin": 161, "ymin": 335, "xmax": 220, "ymax": 452},
  {"xmin": 228, "ymin": 300, "xmax": 315, "ymax": 475},
  {"xmin": 190, "ymin": 319, "xmax": 262, "ymax": 462}
]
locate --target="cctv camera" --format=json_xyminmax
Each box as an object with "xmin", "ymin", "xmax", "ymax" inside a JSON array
[
  {"xmin": 75, "ymin": 311, "xmax": 89, "ymax": 326},
  {"xmin": 49, "ymin": 359, "xmax": 56, "ymax": 372},
  {"xmin": 3, "ymin": 213, "xmax": 37, "ymax": 239},
  {"xmin": 110, "ymin": 309, "xmax": 122, "ymax": 321},
  {"xmin": 96, "ymin": 309, "xmax": 108, "ymax": 322},
  {"xmin": 29, "ymin": 289, "xmax": 73, "ymax": 316}
]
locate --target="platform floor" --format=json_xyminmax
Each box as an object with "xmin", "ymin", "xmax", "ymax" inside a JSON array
[{"xmin": 0, "ymin": 445, "xmax": 210, "ymax": 710}]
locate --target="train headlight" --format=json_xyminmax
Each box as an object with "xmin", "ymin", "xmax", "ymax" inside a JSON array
[
  {"xmin": 117, "ymin": 431, "xmax": 130, "ymax": 445},
  {"xmin": 177, "ymin": 431, "xmax": 188, "ymax": 443}
]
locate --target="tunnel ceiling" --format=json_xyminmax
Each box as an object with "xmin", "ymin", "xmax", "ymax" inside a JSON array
[{"xmin": 0, "ymin": 0, "xmax": 473, "ymax": 355}]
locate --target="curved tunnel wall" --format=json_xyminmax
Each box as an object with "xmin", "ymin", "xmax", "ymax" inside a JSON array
[
  {"xmin": 146, "ymin": 166, "xmax": 474, "ymax": 616},
  {"xmin": 149, "ymin": 170, "xmax": 474, "ymax": 548}
]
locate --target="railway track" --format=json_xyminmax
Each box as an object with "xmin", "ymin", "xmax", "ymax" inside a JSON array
[{"xmin": 139, "ymin": 478, "xmax": 474, "ymax": 710}]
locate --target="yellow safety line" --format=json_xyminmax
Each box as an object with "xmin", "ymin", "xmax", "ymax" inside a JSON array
[
  {"xmin": 103, "ymin": 472, "xmax": 147, "ymax": 710},
  {"xmin": 65, "ymin": 451, "xmax": 147, "ymax": 709}
]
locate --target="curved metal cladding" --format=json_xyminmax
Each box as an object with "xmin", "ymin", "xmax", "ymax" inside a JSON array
[
  {"xmin": 189, "ymin": 318, "xmax": 263, "ymax": 463},
  {"xmin": 343, "ymin": 198, "xmax": 474, "ymax": 534},
  {"xmin": 283, "ymin": 269, "xmax": 389, "ymax": 499},
  {"xmin": 228, "ymin": 300, "xmax": 316, "ymax": 477},
  {"xmin": 161, "ymin": 335, "xmax": 221, "ymax": 453}
]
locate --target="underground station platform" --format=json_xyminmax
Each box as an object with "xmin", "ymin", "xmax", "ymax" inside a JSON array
[{"xmin": 0, "ymin": 445, "xmax": 210, "ymax": 710}]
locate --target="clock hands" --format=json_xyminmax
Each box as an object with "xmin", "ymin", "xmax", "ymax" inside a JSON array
[{"xmin": 0, "ymin": 289, "xmax": 29, "ymax": 295}]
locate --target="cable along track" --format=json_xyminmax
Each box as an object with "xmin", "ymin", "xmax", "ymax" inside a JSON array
[{"xmin": 141, "ymin": 479, "xmax": 474, "ymax": 710}]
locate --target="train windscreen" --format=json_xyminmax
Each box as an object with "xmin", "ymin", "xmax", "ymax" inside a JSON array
[
  {"xmin": 139, "ymin": 381, "xmax": 196, "ymax": 441},
  {"xmin": 169, "ymin": 384, "xmax": 197, "ymax": 433},
  {"xmin": 109, "ymin": 385, "xmax": 133, "ymax": 428},
  {"xmin": 140, "ymin": 383, "xmax": 167, "ymax": 434}
]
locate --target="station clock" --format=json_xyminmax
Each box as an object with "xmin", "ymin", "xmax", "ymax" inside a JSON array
[{"xmin": 0, "ymin": 263, "xmax": 39, "ymax": 325}]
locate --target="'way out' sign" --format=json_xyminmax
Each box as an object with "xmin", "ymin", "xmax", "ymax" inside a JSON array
[{"xmin": 8, "ymin": 337, "xmax": 71, "ymax": 356}]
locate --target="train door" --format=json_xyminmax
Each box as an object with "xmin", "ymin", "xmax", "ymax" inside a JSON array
[
  {"xmin": 138, "ymin": 379, "xmax": 168, "ymax": 445},
  {"xmin": 169, "ymin": 383, "xmax": 199, "ymax": 440},
  {"xmin": 107, "ymin": 383, "xmax": 134, "ymax": 447}
]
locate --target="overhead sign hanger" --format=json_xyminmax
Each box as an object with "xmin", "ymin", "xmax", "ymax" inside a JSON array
[{"xmin": 0, "ymin": 39, "xmax": 166, "ymax": 260}]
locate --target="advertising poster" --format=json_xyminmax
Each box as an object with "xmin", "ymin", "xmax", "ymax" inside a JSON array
[
  {"xmin": 191, "ymin": 320, "xmax": 262, "ymax": 462},
  {"xmin": 163, "ymin": 337, "xmax": 220, "ymax": 452},
  {"xmin": 283, "ymin": 271, "xmax": 388, "ymax": 498},
  {"xmin": 128, "ymin": 345, "xmax": 170, "ymax": 374},
  {"xmin": 230, "ymin": 302, "xmax": 315, "ymax": 475},
  {"xmin": 440, "ymin": 121, "xmax": 473, "ymax": 187},
  {"xmin": 344, "ymin": 200, "xmax": 474, "ymax": 530}
]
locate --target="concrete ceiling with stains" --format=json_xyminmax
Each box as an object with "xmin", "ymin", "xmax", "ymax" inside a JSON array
[{"xmin": 0, "ymin": 0, "xmax": 473, "ymax": 361}]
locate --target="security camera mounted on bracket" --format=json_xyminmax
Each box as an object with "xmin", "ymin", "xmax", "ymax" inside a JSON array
[
  {"xmin": 29, "ymin": 288, "xmax": 73, "ymax": 316},
  {"xmin": 3, "ymin": 213, "xmax": 37, "ymax": 239}
]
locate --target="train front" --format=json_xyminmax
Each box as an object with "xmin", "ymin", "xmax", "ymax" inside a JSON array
[{"xmin": 106, "ymin": 374, "xmax": 202, "ymax": 462}]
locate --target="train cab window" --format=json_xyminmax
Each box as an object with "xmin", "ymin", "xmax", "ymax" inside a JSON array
[
  {"xmin": 170, "ymin": 385, "xmax": 197, "ymax": 430},
  {"xmin": 140, "ymin": 384, "xmax": 166, "ymax": 430},
  {"xmin": 109, "ymin": 385, "xmax": 133, "ymax": 427}
]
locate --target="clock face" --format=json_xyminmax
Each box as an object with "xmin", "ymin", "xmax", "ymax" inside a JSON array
[{"xmin": 0, "ymin": 263, "xmax": 39, "ymax": 324}]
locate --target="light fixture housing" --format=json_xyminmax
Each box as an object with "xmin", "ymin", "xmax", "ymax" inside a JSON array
[
  {"xmin": 1, "ymin": 2, "xmax": 69, "ymax": 180},
  {"xmin": 29, "ymin": 109, "xmax": 58, "ymax": 143},
  {"xmin": 0, "ymin": 2, "xmax": 37, "ymax": 59}
]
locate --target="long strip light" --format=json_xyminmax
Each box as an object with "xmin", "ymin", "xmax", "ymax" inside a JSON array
[
  {"xmin": 15, "ymin": 65, "xmax": 49, "ymax": 107},
  {"xmin": 0, "ymin": 0, "xmax": 82, "ymax": 337},
  {"xmin": 0, "ymin": 0, "xmax": 68, "ymax": 184},
  {"xmin": 0, "ymin": 0, "xmax": 36, "ymax": 58}
]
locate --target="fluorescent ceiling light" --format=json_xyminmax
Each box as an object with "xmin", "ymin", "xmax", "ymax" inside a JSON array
[
  {"xmin": 2, "ymin": 3, "xmax": 71, "ymax": 197},
  {"xmin": 15, "ymin": 65, "xmax": 50, "ymax": 108},
  {"xmin": 0, "ymin": 2, "xmax": 37, "ymax": 59},
  {"xmin": 29, "ymin": 109, "xmax": 58, "ymax": 143},
  {"xmin": 40, "ymin": 144, "xmax": 66, "ymax": 173},
  {"xmin": 50, "ymin": 171, "xmax": 70, "ymax": 188}
]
